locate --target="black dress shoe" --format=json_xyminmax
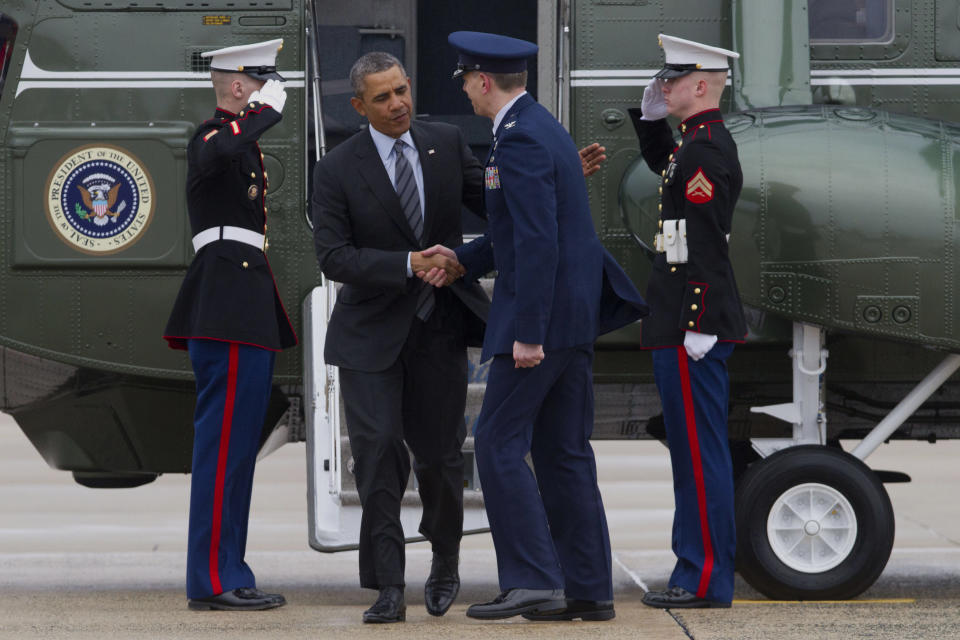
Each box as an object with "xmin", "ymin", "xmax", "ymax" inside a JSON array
[
  {"xmin": 466, "ymin": 588, "xmax": 566, "ymax": 620},
  {"xmin": 424, "ymin": 552, "xmax": 460, "ymax": 616},
  {"xmin": 188, "ymin": 587, "xmax": 286, "ymax": 611},
  {"xmin": 522, "ymin": 598, "xmax": 615, "ymax": 621},
  {"xmin": 363, "ymin": 586, "xmax": 406, "ymax": 623},
  {"xmin": 641, "ymin": 586, "xmax": 731, "ymax": 609}
]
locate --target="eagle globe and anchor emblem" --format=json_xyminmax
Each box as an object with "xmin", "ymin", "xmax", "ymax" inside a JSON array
[{"xmin": 45, "ymin": 145, "xmax": 154, "ymax": 254}]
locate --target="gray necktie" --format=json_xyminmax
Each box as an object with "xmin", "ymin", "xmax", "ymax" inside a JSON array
[{"xmin": 394, "ymin": 139, "xmax": 434, "ymax": 320}]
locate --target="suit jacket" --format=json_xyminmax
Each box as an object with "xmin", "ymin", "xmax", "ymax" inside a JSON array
[
  {"xmin": 164, "ymin": 105, "xmax": 297, "ymax": 351},
  {"xmin": 628, "ymin": 108, "xmax": 747, "ymax": 347},
  {"xmin": 312, "ymin": 119, "xmax": 490, "ymax": 372},
  {"xmin": 456, "ymin": 94, "xmax": 648, "ymax": 362}
]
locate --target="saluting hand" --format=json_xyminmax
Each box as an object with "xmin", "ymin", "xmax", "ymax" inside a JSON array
[
  {"xmin": 640, "ymin": 77, "xmax": 668, "ymax": 121},
  {"xmin": 250, "ymin": 79, "xmax": 287, "ymax": 114}
]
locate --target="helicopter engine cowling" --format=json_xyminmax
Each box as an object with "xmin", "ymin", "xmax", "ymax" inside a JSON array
[{"xmin": 620, "ymin": 104, "xmax": 960, "ymax": 350}]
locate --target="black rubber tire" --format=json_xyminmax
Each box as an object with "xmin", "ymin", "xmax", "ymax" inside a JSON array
[{"xmin": 735, "ymin": 445, "xmax": 894, "ymax": 600}]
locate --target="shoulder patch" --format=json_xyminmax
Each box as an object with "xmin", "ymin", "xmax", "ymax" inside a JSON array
[
  {"xmin": 686, "ymin": 168, "xmax": 714, "ymax": 204},
  {"xmin": 229, "ymin": 121, "xmax": 241, "ymax": 136},
  {"xmin": 203, "ymin": 129, "xmax": 219, "ymax": 142}
]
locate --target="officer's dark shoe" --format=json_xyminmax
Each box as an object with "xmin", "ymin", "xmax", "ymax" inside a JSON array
[
  {"xmin": 188, "ymin": 587, "xmax": 286, "ymax": 611},
  {"xmin": 641, "ymin": 586, "xmax": 731, "ymax": 609},
  {"xmin": 363, "ymin": 585, "xmax": 406, "ymax": 623},
  {"xmin": 424, "ymin": 552, "xmax": 460, "ymax": 616},
  {"xmin": 466, "ymin": 588, "xmax": 566, "ymax": 620},
  {"xmin": 522, "ymin": 598, "xmax": 615, "ymax": 621}
]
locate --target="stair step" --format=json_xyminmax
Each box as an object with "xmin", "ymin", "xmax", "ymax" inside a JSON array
[{"xmin": 338, "ymin": 488, "xmax": 486, "ymax": 508}]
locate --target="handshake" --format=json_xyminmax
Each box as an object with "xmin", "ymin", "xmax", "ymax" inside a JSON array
[{"xmin": 411, "ymin": 245, "xmax": 464, "ymax": 287}]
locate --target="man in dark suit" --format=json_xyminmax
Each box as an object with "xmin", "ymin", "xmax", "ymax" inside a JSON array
[
  {"xmin": 440, "ymin": 31, "xmax": 649, "ymax": 622},
  {"xmin": 163, "ymin": 39, "xmax": 297, "ymax": 611},
  {"xmin": 311, "ymin": 51, "xmax": 488, "ymax": 623}
]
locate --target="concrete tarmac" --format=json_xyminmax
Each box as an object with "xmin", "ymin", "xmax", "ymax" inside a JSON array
[{"xmin": 1, "ymin": 413, "xmax": 959, "ymax": 639}]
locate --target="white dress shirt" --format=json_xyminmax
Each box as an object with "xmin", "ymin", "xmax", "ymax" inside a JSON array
[
  {"xmin": 368, "ymin": 125, "xmax": 426, "ymax": 277},
  {"xmin": 492, "ymin": 91, "xmax": 527, "ymax": 134}
]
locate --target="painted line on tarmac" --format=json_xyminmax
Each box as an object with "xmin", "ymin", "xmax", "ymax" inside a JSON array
[
  {"xmin": 732, "ymin": 598, "xmax": 916, "ymax": 605},
  {"xmin": 612, "ymin": 552, "xmax": 650, "ymax": 592}
]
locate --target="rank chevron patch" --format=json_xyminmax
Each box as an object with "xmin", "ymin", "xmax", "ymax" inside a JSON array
[{"xmin": 686, "ymin": 168, "xmax": 714, "ymax": 204}]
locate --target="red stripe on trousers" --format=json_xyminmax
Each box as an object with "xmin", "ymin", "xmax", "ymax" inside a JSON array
[
  {"xmin": 676, "ymin": 346, "xmax": 715, "ymax": 598},
  {"xmin": 209, "ymin": 342, "xmax": 240, "ymax": 595}
]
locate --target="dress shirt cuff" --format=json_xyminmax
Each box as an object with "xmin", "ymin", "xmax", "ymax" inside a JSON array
[{"xmin": 406, "ymin": 252, "xmax": 413, "ymax": 278}]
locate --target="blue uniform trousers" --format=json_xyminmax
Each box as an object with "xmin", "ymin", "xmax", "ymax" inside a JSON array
[
  {"xmin": 651, "ymin": 342, "xmax": 736, "ymax": 604},
  {"xmin": 475, "ymin": 346, "xmax": 613, "ymax": 601},
  {"xmin": 186, "ymin": 339, "xmax": 276, "ymax": 599}
]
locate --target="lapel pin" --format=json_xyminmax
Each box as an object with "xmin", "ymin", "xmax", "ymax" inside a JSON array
[{"xmin": 428, "ymin": 148, "xmax": 435, "ymax": 155}]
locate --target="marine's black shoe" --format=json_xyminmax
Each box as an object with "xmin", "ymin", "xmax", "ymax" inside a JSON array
[
  {"xmin": 188, "ymin": 587, "xmax": 286, "ymax": 611},
  {"xmin": 363, "ymin": 585, "xmax": 406, "ymax": 623},
  {"xmin": 522, "ymin": 598, "xmax": 616, "ymax": 621},
  {"xmin": 641, "ymin": 586, "xmax": 731, "ymax": 609},
  {"xmin": 424, "ymin": 552, "xmax": 460, "ymax": 616},
  {"xmin": 466, "ymin": 588, "xmax": 566, "ymax": 620}
]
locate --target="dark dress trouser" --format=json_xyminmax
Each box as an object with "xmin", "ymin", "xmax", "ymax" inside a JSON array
[
  {"xmin": 475, "ymin": 345, "xmax": 614, "ymax": 601},
  {"xmin": 186, "ymin": 339, "xmax": 276, "ymax": 599},
  {"xmin": 651, "ymin": 342, "xmax": 736, "ymax": 604},
  {"xmin": 337, "ymin": 295, "xmax": 468, "ymax": 589}
]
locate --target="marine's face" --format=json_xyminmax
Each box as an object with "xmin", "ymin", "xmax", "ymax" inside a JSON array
[
  {"xmin": 350, "ymin": 65, "xmax": 413, "ymax": 138},
  {"xmin": 660, "ymin": 74, "xmax": 696, "ymax": 117}
]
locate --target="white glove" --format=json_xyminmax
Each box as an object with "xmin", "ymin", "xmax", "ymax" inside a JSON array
[
  {"xmin": 684, "ymin": 331, "xmax": 718, "ymax": 361},
  {"xmin": 640, "ymin": 77, "xmax": 669, "ymax": 121},
  {"xmin": 249, "ymin": 79, "xmax": 287, "ymax": 114}
]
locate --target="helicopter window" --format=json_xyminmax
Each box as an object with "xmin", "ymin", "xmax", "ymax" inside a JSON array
[
  {"xmin": 0, "ymin": 14, "xmax": 16, "ymax": 101},
  {"xmin": 808, "ymin": 0, "xmax": 893, "ymax": 44}
]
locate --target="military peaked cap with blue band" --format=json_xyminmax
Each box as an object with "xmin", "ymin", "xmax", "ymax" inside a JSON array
[
  {"xmin": 202, "ymin": 38, "xmax": 285, "ymax": 81},
  {"xmin": 448, "ymin": 31, "xmax": 538, "ymax": 79},
  {"xmin": 654, "ymin": 34, "xmax": 739, "ymax": 79}
]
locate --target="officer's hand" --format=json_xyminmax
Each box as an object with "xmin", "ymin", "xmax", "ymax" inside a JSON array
[
  {"xmin": 413, "ymin": 245, "xmax": 464, "ymax": 287},
  {"xmin": 250, "ymin": 79, "xmax": 287, "ymax": 114},
  {"xmin": 640, "ymin": 78, "xmax": 668, "ymax": 121},
  {"xmin": 683, "ymin": 331, "xmax": 718, "ymax": 361},
  {"xmin": 513, "ymin": 341, "xmax": 545, "ymax": 368},
  {"xmin": 579, "ymin": 142, "xmax": 607, "ymax": 177}
]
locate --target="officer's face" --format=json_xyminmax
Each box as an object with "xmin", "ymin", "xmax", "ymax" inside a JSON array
[
  {"xmin": 350, "ymin": 65, "xmax": 414, "ymax": 138},
  {"xmin": 461, "ymin": 71, "xmax": 483, "ymax": 116}
]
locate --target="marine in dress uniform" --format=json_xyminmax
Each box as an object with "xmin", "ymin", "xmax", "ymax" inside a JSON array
[
  {"xmin": 163, "ymin": 39, "xmax": 297, "ymax": 611},
  {"xmin": 445, "ymin": 31, "xmax": 649, "ymax": 622},
  {"xmin": 628, "ymin": 34, "xmax": 747, "ymax": 609}
]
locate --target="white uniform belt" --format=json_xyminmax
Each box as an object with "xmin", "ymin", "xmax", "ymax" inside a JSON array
[{"xmin": 192, "ymin": 226, "xmax": 265, "ymax": 253}]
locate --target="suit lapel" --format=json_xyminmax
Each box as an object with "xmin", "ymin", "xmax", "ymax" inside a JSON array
[
  {"xmin": 410, "ymin": 122, "xmax": 438, "ymax": 244},
  {"xmin": 355, "ymin": 128, "xmax": 420, "ymax": 247}
]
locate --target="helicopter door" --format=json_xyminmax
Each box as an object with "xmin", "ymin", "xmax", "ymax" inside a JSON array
[{"xmin": 302, "ymin": 0, "xmax": 491, "ymax": 551}]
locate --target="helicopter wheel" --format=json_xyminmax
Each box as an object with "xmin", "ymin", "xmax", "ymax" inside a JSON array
[{"xmin": 735, "ymin": 445, "xmax": 894, "ymax": 600}]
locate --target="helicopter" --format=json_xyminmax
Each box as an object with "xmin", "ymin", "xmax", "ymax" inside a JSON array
[{"xmin": 0, "ymin": 0, "xmax": 956, "ymax": 601}]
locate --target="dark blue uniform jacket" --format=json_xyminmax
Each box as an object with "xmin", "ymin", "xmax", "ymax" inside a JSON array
[{"xmin": 456, "ymin": 93, "xmax": 648, "ymax": 362}]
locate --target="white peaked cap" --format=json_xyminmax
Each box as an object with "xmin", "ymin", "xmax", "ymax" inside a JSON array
[
  {"xmin": 655, "ymin": 34, "xmax": 739, "ymax": 79},
  {"xmin": 202, "ymin": 38, "xmax": 285, "ymax": 80}
]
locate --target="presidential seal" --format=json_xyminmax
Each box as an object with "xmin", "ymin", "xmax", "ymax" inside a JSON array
[{"xmin": 45, "ymin": 145, "xmax": 154, "ymax": 254}]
